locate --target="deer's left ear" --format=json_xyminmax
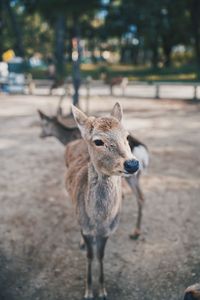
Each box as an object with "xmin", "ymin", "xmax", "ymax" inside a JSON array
[{"xmin": 111, "ymin": 102, "xmax": 123, "ymax": 122}]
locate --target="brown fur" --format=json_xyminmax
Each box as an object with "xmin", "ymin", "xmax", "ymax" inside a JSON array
[
  {"xmin": 65, "ymin": 139, "xmax": 89, "ymax": 205},
  {"xmin": 93, "ymin": 117, "xmax": 119, "ymax": 132}
]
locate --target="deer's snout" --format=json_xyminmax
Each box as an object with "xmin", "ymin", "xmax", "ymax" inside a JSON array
[{"xmin": 124, "ymin": 159, "xmax": 139, "ymax": 174}]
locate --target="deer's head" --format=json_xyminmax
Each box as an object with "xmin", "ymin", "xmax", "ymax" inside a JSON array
[
  {"xmin": 72, "ymin": 103, "xmax": 139, "ymax": 176},
  {"xmin": 37, "ymin": 110, "xmax": 57, "ymax": 138}
]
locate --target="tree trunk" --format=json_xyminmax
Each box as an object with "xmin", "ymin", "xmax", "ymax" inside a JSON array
[
  {"xmin": 72, "ymin": 13, "xmax": 81, "ymax": 107},
  {"xmin": 55, "ymin": 13, "xmax": 66, "ymax": 79},
  {"xmin": 151, "ymin": 44, "xmax": 159, "ymax": 69},
  {"xmin": 0, "ymin": 0, "xmax": 4, "ymax": 58},
  {"xmin": 120, "ymin": 46, "xmax": 125, "ymax": 64},
  {"xmin": 189, "ymin": 0, "xmax": 200, "ymax": 67},
  {"xmin": 163, "ymin": 43, "xmax": 172, "ymax": 68},
  {"xmin": 4, "ymin": 0, "xmax": 24, "ymax": 57}
]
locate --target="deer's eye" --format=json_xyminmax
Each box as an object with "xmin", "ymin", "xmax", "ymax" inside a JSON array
[{"xmin": 94, "ymin": 139, "xmax": 104, "ymax": 146}]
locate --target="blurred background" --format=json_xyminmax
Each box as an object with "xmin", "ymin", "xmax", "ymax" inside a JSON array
[
  {"xmin": 0, "ymin": 2, "xmax": 200, "ymax": 300},
  {"xmin": 0, "ymin": 0, "xmax": 200, "ymax": 103}
]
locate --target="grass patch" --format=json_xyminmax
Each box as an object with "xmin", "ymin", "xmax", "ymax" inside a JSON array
[
  {"xmin": 29, "ymin": 63, "xmax": 200, "ymax": 82},
  {"xmin": 81, "ymin": 63, "xmax": 200, "ymax": 82}
]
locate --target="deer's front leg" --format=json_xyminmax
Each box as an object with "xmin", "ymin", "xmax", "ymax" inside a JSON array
[
  {"xmin": 82, "ymin": 234, "xmax": 94, "ymax": 300},
  {"xmin": 96, "ymin": 236, "xmax": 108, "ymax": 300}
]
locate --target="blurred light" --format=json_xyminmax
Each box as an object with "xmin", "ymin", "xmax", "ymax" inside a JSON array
[
  {"xmin": 96, "ymin": 9, "xmax": 108, "ymax": 19},
  {"xmin": 102, "ymin": 51, "xmax": 110, "ymax": 60},
  {"xmin": 132, "ymin": 38, "xmax": 139, "ymax": 45},
  {"xmin": 161, "ymin": 8, "xmax": 168, "ymax": 15},
  {"xmin": 0, "ymin": 62, "xmax": 9, "ymax": 77},
  {"xmin": 3, "ymin": 49, "xmax": 15, "ymax": 62},
  {"xmin": 129, "ymin": 25, "xmax": 137, "ymax": 33},
  {"xmin": 72, "ymin": 51, "xmax": 78, "ymax": 61}
]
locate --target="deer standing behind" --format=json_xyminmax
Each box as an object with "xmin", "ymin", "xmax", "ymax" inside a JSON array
[
  {"xmin": 65, "ymin": 103, "xmax": 139, "ymax": 299},
  {"xmin": 38, "ymin": 108, "xmax": 149, "ymax": 240}
]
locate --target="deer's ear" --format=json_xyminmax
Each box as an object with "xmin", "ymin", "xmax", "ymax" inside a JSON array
[
  {"xmin": 37, "ymin": 109, "xmax": 44, "ymax": 119},
  {"xmin": 71, "ymin": 105, "xmax": 89, "ymax": 137},
  {"xmin": 37, "ymin": 109, "xmax": 50, "ymax": 120},
  {"xmin": 111, "ymin": 102, "xmax": 123, "ymax": 122}
]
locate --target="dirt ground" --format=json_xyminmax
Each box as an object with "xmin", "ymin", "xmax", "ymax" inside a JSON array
[{"xmin": 0, "ymin": 94, "xmax": 200, "ymax": 300}]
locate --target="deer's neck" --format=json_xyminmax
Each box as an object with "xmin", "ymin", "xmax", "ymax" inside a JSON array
[
  {"xmin": 86, "ymin": 162, "xmax": 122, "ymax": 222},
  {"xmin": 52, "ymin": 123, "xmax": 78, "ymax": 145}
]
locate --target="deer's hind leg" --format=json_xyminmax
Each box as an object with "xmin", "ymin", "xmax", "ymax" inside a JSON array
[
  {"xmin": 125, "ymin": 173, "xmax": 145, "ymax": 240},
  {"xmin": 79, "ymin": 235, "xmax": 85, "ymax": 250},
  {"xmin": 82, "ymin": 233, "xmax": 94, "ymax": 300}
]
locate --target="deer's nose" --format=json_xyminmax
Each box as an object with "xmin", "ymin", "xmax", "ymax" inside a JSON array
[{"xmin": 124, "ymin": 159, "xmax": 139, "ymax": 174}]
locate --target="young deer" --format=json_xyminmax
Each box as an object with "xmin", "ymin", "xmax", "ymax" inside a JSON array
[
  {"xmin": 65, "ymin": 103, "xmax": 139, "ymax": 299},
  {"xmin": 38, "ymin": 108, "xmax": 149, "ymax": 239}
]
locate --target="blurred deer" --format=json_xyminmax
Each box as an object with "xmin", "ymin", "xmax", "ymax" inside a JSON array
[
  {"xmin": 38, "ymin": 110, "xmax": 81, "ymax": 144},
  {"xmin": 65, "ymin": 103, "xmax": 139, "ymax": 299},
  {"xmin": 38, "ymin": 105, "xmax": 149, "ymax": 240},
  {"xmin": 104, "ymin": 75, "xmax": 128, "ymax": 96}
]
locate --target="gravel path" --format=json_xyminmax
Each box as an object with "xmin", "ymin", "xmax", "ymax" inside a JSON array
[{"xmin": 0, "ymin": 94, "xmax": 200, "ymax": 300}]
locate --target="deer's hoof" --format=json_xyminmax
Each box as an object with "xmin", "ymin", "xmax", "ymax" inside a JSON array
[
  {"xmin": 83, "ymin": 291, "xmax": 94, "ymax": 300},
  {"xmin": 99, "ymin": 288, "xmax": 107, "ymax": 300},
  {"xmin": 129, "ymin": 229, "xmax": 141, "ymax": 240}
]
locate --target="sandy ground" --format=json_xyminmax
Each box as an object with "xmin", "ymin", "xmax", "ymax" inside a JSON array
[{"xmin": 0, "ymin": 93, "xmax": 200, "ymax": 300}]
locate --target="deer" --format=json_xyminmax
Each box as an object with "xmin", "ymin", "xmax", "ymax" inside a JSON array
[
  {"xmin": 38, "ymin": 107, "xmax": 149, "ymax": 240},
  {"xmin": 103, "ymin": 74, "xmax": 128, "ymax": 96},
  {"xmin": 65, "ymin": 103, "xmax": 140, "ymax": 299},
  {"xmin": 37, "ymin": 110, "xmax": 81, "ymax": 144}
]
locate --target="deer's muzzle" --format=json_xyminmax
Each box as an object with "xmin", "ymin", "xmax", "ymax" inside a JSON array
[{"xmin": 124, "ymin": 159, "xmax": 139, "ymax": 174}]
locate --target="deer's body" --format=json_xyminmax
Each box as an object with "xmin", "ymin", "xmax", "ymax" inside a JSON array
[
  {"xmin": 104, "ymin": 76, "xmax": 128, "ymax": 96},
  {"xmin": 64, "ymin": 104, "xmax": 139, "ymax": 299},
  {"xmin": 38, "ymin": 108, "xmax": 149, "ymax": 239},
  {"xmin": 66, "ymin": 138, "xmax": 122, "ymax": 237}
]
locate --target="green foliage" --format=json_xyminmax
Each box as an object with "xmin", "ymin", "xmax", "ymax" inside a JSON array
[
  {"xmin": 80, "ymin": 63, "xmax": 199, "ymax": 82},
  {"xmin": 1, "ymin": 0, "xmax": 200, "ymax": 80}
]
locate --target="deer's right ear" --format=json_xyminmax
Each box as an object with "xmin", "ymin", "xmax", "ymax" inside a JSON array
[{"xmin": 71, "ymin": 105, "xmax": 88, "ymax": 137}]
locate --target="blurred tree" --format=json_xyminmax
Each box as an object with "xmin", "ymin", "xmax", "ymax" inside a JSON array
[
  {"xmin": 23, "ymin": 0, "xmax": 100, "ymax": 105},
  {"xmin": 0, "ymin": 0, "xmax": 4, "ymax": 58},
  {"xmin": 188, "ymin": 0, "xmax": 200, "ymax": 67},
  {"xmin": 103, "ymin": 0, "xmax": 189, "ymax": 67},
  {"xmin": 159, "ymin": 0, "xmax": 189, "ymax": 67},
  {"xmin": 104, "ymin": 1, "xmax": 128, "ymax": 63},
  {"xmin": 23, "ymin": 13, "xmax": 54, "ymax": 57},
  {"xmin": 2, "ymin": 0, "xmax": 25, "ymax": 57}
]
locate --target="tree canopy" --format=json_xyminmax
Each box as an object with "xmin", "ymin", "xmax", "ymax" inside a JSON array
[{"xmin": 1, "ymin": 0, "xmax": 200, "ymax": 73}]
